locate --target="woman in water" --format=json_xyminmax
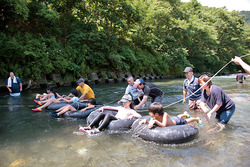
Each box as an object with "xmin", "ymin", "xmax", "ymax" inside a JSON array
[
  {"xmin": 79, "ymin": 94, "xmax": 141, "ymax": 134},
  {"xmin": 198, "ymin": 74, "xmax": 235, "ymax": 132}
]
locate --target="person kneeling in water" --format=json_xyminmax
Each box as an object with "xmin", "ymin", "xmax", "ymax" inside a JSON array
[
  {"xmin": 140, "ymin": 102, "xmax": 202, "ymax": 128},
  {"xmin": 79, "ymin": 94, "xmax": 141, "ymax": 134}
]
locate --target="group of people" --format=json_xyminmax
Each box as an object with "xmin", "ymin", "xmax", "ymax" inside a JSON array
[{"xmin": 5, "ymin": 56, "xmax": 250, "ymax": 134}]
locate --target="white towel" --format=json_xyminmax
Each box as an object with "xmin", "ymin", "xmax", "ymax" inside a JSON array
[{"xmin": 7, "ymin": 76, "xmax": 17, "ymax": 87}]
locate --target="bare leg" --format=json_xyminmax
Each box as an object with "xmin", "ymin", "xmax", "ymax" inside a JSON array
[
  {"xmin": 40, "ymin": 94, "xmax": 50, "ymax": 101},
  {"xmin": 208, "ymin": 123, "xmax": 225, "ymax": 133},
  {"xmin": 56, "ymin": 104, "xmax": 71, "ymax": 112},
  {"xmin": 39, "ymin": 98, "xmax": 59, "ymax": 109},
  {"xmin": 177, "ymin": 113, "xmax": 189, "ymax": 118},
  {"xmin": 57, "ymin": 105, "xmax": 76, "ymax": 116},
  {"xmin": 39, "ymin": 98, "xmax": 50, "ymax": 104},
  {"xmin": 186, "ymin": 117, "xmax": 201, "ymax": 124}
]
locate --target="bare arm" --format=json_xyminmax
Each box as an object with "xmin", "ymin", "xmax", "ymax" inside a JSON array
[
  {"xmin": 127, "ymin": 110, "xmax": 141, "ymax": 119},
  {"xmin": 98, "ymin": 106, "xmax": 119, "ymax": 112},
  {"xmin": 182, "ymin": 89, "xmax": 187, "ymax": 104},
  {"xmin": 79, "ymin": 99, "xmax": 89, "ymax": 102},
  {"xmin": 19, "ymin": 83, "xmax": 22, "ymax": 92},
  {"xmin": 80, "ymin": 105, "xmax": 95, "ymax": 112},
  {"xmin": 79, "ymin": 93, "xmax": 87, "ymax": 100},
  {"xmin": 6, "ymin": 86, "xmax": 12, "ymax": 93},
  {"xmin": 232, "ymin": 56, "xmax": 250, "ymax": 74},
  {"xmin": 139, "ymin": 118, "xmax": 151, "ymax": 125},
  {"xmin": 207, "ymin": 104, "xmax": 222, "ymax": 120},
  {"xmin": 200, "ymin": 102, "xmax": 209, "ymax": 113},
  {"xmin": 62, "ymin": 97, "xmax": 73, "ymax": 103},
  {"xmin": 134, "ymin": 95, "xmax": 148, "ymax": 110}
]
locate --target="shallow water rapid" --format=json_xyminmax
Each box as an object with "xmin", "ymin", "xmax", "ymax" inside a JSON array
[{"xmin": 0, "ymin": 75, "xmax": 249, "ymax": 167}]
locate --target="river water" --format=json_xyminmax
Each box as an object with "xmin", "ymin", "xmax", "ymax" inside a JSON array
[{"xmin": 0, "ymin": 75, "xmax": 249, "ymax": 167}]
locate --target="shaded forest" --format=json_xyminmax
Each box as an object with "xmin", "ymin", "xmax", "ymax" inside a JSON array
[{"xmin": 0, "ymin": 0, "xmax": 249, "ymax": 80}]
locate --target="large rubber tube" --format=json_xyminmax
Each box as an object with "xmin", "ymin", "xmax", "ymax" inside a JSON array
[
  {"xmin": 131, "ymin": 116, "xmax": 199, "ymax": 144},
  {"xmin": 46, "ymin": 102, "xmax": 88, "ymax": 110},
  {"xmin": 63, "ymin": 106, "xmax": 102, "ymax": 119},
  {"xmin": 87, "ymin": 110, "xmax": 137, "ymax": 130}
]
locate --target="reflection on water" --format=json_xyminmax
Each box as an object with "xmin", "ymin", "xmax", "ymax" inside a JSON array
[{"xmin": 0, "ymin": 76, "xmax": 249, "ymax": 167}]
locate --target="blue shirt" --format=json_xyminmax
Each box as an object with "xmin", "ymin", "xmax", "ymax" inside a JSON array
[
  {"xmin": 125, "ymin": 85, "xmax": 139, "ymax": 100},
  {"xmin": 49, "ymin": 92, "xmax": 55, "ymax": 99},
  {"xmin": 6, "ymin": 77, "xmax": 22, "ymax": 93},
  {"xmin": 183, "ymin": 76, "xmax": 201, "ymax": 100},
  {"xmin": 71, "ymin": 97, "xmax": 79, "ymax": 103}
]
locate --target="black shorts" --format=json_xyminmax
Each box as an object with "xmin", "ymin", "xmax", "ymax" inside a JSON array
[{"xmin": 171, "ymin": 116, "xmax": 187, "ymax": 125}]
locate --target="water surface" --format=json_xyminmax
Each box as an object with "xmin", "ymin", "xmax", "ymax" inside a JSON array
[{"xmin": 0, "ymin": 75, "xmax": 249, "ymax": 167}]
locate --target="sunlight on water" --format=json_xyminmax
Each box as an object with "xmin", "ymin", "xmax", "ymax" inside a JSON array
[{"xmin": 0, "ymin": 76, "xmax": 249, "ymax": 167}]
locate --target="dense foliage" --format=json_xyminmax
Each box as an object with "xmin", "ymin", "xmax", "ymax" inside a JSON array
[{"xmin": 0, "ymin": 0, "xmax": 249, "ymax": 80}]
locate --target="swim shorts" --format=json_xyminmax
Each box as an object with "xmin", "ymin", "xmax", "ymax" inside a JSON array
[{"xmin": 171, "ymin": 116, "xmax": 187, "ymax": 125}]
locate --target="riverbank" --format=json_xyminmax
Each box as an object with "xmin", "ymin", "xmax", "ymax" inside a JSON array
[
  {"xmin": 0, "ymin": 72, "xmax": 181, "ymax": 92},
  {"xmin": 2, "ymin": 71, "xmax": 248, "ymax": 93}
]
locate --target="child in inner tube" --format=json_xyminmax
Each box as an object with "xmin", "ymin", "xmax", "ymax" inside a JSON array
[
  {"xmin": 139, "ymin": 102, "xmax": 202, "ymax": 128},
  {"xmin": 79, "ymin": 94, "xmax": 141, "ymax": 134},
  {"xmin": 32, "ymin": 88, "xmax": 79, "ymax": 112},
  {"xmin": 51, "ymin": 98, "xmax": 97, "ymax": 117},
  {"xmin": 35, "ymin": 86, "xmax": 62, "ymax": 101}
]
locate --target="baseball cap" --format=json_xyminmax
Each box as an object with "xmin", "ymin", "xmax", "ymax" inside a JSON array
[
  {"xmin": 183, "ymin": 67, "xmax": 193, "ymax": 73},
  {"xmin": 77, "ymin": 78, "xmax": 85, "ymax": 83},
  {"xmin": 133, "ymin": 78, "xmax": 144, "ymax": 87},
  {"xmin": 120, "ymin": 94, "xmax": 132, "ymax": 103}
]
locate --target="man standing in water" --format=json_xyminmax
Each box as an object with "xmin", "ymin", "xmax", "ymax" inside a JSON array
[
  {"xmin": 133, "ymin": 78, "xmax": 163, "ymax": 110},
  {"xmin": 76, "ymin": 78, "xmax": 95, "ymax": 100},
  {"xmin": 182, "ymin": 67, "xmax": 202, "ymax": 110},
  {"xmin": 6, "ymin": 72, "xmax": 22, "ymax": 96},
  {"xmin": 236, "ymin": 70, "xmax": 246, "ymax": 84}
]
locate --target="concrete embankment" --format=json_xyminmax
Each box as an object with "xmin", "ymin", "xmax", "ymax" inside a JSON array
[{"xmin": 0, "ymin": 72, "xmax": 180, "ymax": 92}]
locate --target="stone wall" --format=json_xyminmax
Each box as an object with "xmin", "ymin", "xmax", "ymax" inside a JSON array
[{"xmin": 0, "ymin": 72, "xmax": 178, "ymax": 92}]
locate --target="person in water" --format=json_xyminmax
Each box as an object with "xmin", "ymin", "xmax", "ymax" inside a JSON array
[
  {"xmin": 198, "ymin": 74, "xmax": 235, "ymax": 132},
  {"xmin": 51, "ymin": 98, "xmax": 97, "ymax": 117},
  {"xmin": 236, "ymin": 70, "xmax": 246, "ymax": 84},
  {"xmin": 182, "ymin": 67, "xmax": 202, "ymax": 110},
  {"xmin": 133, "ymin": 78, "xmax": 163, "ymax": 110},
  {"xmin": 79, "ymin": 94, "xmax": 141, "ymax": 134},
  {"xmin": 139, "ymin": 102, "xmax": 202, "ymax": 128},
  {"xmin": 6, "ymin": 72, "xmax": 22, "ymax": 95},
  {"xmin": 36, "ymin": 86, "xmax": 61, "ymax": 101},
  {"xmin": 32, "ymin": 88, "xmax": 79, "ymax": 112},
  {"xmin": 232, "ymin": 56, "xmax": 250, "ymax": 74},
  {"xmin": 76, "ymin": 78, "xmax": 95, "ymax": 100},
  {"xmin": 118, "ymin": 76, "xmax": 142, "ymax": 105}
]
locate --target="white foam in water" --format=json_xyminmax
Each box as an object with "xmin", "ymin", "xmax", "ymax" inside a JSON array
[{"xmin": 77, "ymin": 148, "xmax": 88, "ymax": 156}]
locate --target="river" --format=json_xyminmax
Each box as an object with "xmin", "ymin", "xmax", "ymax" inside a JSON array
[{"xmin": 0, "ymin": 75, "xmax": 249, "ymax": 167}]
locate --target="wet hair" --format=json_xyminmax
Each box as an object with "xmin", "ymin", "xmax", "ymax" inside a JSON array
[
  {"xmin": 198, "ymin": 74, "xmax": 213, "ymax": 88},
  {"xmin": 148, "ymin": 102, "xmax": 163, "ymax": 115},
  {"xmin": 129, "ymin": 101, "xmax": 134, "ymax": 109},
  {"xmin": 88, "ymin": 98, "xmax": 96, "ymax": 105},
  {"xmin": 70, "ymin": 88, "xmax": 79, "ymax": 97},
  {"xmin": 46, "ymin": 86, "xmax": 54, "ymax": 92},
  {"xmin": 46, "ymin": 86, "xmax": 58, "ymax": 98}
]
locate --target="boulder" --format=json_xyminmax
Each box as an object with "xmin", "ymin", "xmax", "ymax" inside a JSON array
[{"xmin": 88, "ymin": 72, "xmax": 99, "ymax": 82}]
